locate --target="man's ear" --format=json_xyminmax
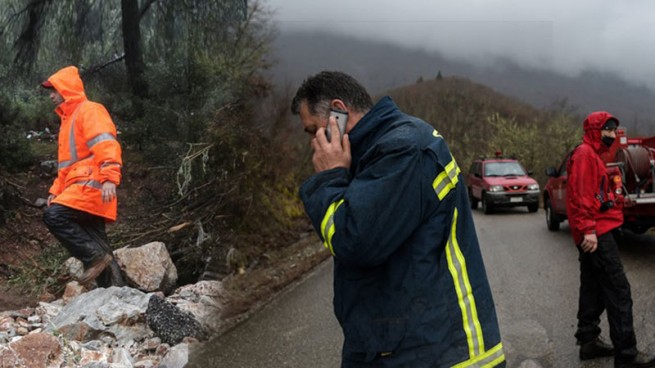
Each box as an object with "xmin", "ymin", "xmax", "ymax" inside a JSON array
[{"xmin": 330, "ymin": 99, "xmax": 347, "ymax": 111}]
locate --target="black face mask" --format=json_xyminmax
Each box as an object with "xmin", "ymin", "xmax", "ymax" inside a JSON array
[{"xmin": 602, "ymin": 136, "xmax": 615, "ymax": 147}]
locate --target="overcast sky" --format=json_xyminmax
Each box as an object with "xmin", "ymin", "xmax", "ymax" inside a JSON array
[{"xmin": 264, "ymin": 0, "xmax": 655, "ymax": 91}]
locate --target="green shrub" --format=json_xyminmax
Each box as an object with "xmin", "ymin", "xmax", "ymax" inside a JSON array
[{"xmin": 0, "ymin": 92, "xmax": 35, "ymax": 172}]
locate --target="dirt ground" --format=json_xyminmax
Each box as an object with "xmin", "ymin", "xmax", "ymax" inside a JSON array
[
  {"xmin": 0, "ymin": 176, "xmax": 55, "ymax": 310},
  {"xmin": 0, "ymin": 285, "xmax": 39, "ymax": 311}
]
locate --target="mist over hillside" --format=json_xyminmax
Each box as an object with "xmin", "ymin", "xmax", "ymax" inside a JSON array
[{"xmin": 269, "ymin": 30, "xmax": 655, "ymax": 134}]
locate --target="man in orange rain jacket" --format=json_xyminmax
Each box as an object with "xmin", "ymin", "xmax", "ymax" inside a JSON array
[{"xmin": 41, "ymin": 65, "xmax": 124, "ymax": 287}]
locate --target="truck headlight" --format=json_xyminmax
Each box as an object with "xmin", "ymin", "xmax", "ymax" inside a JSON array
[
  {"xmin": 489, "ymin": 185, "xmax": 504, "ymax": 192},
  {"xmin": 528, "ymin": 183, "xmax": 540, "ymax": 190}
]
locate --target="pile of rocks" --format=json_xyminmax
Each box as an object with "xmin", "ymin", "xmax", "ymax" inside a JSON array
[{"xmin": 0, "ymin": 242, "xmax": 226, "ymax": 368}]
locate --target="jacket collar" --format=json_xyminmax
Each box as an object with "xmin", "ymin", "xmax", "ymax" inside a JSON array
[
  {"xmin": 348, "ymin": 96, "xmax": 400, "ymax": 160},
  {"xmin": 55, "ymin": 99, "xmax": 87, "ymax": 120}
]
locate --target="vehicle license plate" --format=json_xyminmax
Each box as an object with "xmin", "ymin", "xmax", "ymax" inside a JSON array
[{"xmin": 510, "ymin": 197, "xmax": 523, "ymax": 202}]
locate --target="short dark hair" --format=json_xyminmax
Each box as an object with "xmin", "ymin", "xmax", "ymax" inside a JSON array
[{"xmin": 291, "ymin": 71, "xmax": 373, "ymax": 116}]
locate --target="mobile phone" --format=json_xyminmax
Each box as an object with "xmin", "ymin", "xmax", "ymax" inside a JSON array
[{"xmin": 326, "ymin": 108, "xmax": 348, "ymax": 142}]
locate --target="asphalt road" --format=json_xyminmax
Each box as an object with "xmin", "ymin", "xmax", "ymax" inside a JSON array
[{"xmin": 188, "ymin": 208, "xmax": 655, "ymax": 368}]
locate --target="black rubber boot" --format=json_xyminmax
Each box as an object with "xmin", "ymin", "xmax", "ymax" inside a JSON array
[{"xmin": 580, "ymin": 337, "xmax": 614, "ymax": 360}]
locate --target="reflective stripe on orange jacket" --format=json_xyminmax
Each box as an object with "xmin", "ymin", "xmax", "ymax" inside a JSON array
[{"xmin": 47, "ymin": 66, "xmax": 122, "ymax": 221}]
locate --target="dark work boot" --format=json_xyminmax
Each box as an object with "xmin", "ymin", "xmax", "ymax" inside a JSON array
[
  {"xmin": 615, "ymin": 352, "xmax": 655, "ymax": 368},
  {"xmin": 580, "ymin": 337, "xmax": 615, "ymax": 360},
  {"xmin": 78, "ymin": 254, "xmax": 113, "ymax": 286},
  {"xmin": 107, "ymin": 260, "xmax": 126, "ymax": 287}
]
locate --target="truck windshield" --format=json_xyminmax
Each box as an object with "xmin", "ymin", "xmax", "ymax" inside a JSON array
[{"xmin": 485, "ymin": 162, "xmax": 526, "ymax": 177}]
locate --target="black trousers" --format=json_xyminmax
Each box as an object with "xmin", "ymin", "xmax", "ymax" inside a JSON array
[
  {"xmin": 43, "ymin": 203, "xmax": 124, "ymax": 287},
  {"xmin": 575, "ymin": 229, "xmax": 637, "ymax": 357}
]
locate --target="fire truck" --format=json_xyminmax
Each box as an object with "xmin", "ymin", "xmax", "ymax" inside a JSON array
[{"xmin": 543, "ymin": 128, "xmax": 655, "ymax": 233}]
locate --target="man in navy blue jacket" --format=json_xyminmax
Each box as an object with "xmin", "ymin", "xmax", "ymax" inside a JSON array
[{"xmin": 292, "ymin": 71, "xmax": 505, "ymax": 367}]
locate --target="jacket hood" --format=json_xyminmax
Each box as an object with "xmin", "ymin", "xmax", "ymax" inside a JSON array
[
  {"xmin": 46, "ymin": 66, "xmax": 87, "ymax": 103},
  {"xmin": 582, "ymin": 111, "xmax": 619, "ymax": 154}
]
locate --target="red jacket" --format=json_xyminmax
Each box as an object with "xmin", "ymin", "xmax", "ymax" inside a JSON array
[{"xmin": 566, "ymin": 111, "xmax": 623, "ymax": 245}]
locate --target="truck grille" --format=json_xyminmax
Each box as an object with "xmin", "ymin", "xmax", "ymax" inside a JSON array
[{"xmin": 504, "ymin": 185, "xmax": 526, "ymax": 192}]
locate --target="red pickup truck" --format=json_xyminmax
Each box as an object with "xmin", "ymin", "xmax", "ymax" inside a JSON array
[{"xmin": 543, "ymin": 128, "xmax": 655, "ymax": 233}]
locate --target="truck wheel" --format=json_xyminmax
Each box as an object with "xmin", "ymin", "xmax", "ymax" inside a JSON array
[
  {"xmin": 545, "ymin": 198, "xmax": 560, "ymax": 231},
  {"xmin": 482, "ymin": 194, "xmax": 493, "ymax": 214},
  {"xmin": 469, "ymin": 188, "xmax": 479, "ymax": 209},
  {"xmin": 528, "ymin": 203, "xmax": 539, "ymax": 213}
]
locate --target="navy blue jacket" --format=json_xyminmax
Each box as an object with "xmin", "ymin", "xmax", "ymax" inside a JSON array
[{"xmin": 300, "ymin": 97, "xmax": 505, "ymax": 367}]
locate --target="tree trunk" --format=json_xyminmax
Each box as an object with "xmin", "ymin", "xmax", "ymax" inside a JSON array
[{"xmin": 121, "ymin": 0, "xmax": 148, "ymax": 98}]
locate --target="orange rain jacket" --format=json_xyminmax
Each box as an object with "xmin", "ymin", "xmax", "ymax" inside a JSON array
[{"xmin": 46, "ymin": 66, "xmax": 122, "ymax": 221}]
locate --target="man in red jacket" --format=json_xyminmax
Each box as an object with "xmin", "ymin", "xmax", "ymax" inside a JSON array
[{"xmin": 567, "ymin": 111, "xmax": 655, "ymax": 368}]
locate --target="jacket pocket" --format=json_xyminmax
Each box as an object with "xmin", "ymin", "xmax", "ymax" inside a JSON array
[
  {"xmin": 343, "ymin": 317, "xmax": 407, "ymax": 362},
  {"xmin": 63, "ymin": 165, "xmax": 93, "ymax": 187}
]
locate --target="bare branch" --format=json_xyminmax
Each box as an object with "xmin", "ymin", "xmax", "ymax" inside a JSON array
[{"xmin": 83, "ymin": 53, "xmax": 126, "ymax": 75}]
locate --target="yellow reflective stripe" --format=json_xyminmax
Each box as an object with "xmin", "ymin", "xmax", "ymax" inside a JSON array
[
  {"xmin": 433, "ymin": 158, "xmax": 461, "ymax": 200},
  {"xmin": 433, "ymin": 129, "xmax": 442, "ymax": 138},
  {"xmin": 320, "ymin": 199, "xmax": 344, "ymax": 255},
  {"xmin": 451, "ymin": 342, "xmax": 505, "ymax": 368},
  {"xmin": 446, "ymin": 208, "xmax": 484, "ymax": 357}
]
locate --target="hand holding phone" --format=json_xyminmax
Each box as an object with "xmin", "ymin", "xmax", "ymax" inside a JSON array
[
  {"xmin": 326, "ymin": 108, "xmax": 348, "ymax": 142},
  {"xmin": 311, "ymin": 107, "xmax": 352, "ymax": 173}
]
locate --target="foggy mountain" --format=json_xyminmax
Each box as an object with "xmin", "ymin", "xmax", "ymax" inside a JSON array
[{"xmin": 269, "ymin": 30, "xmax": 655, "ymax": 134}]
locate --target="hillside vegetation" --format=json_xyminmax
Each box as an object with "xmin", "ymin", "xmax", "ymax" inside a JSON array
[
  {"xmin": 0, "ymin": 1, "xmax": 310, "ymax": 296},
  {"xmin": 385, "ymin": 76, "xmax": 581, "ymax": 185}
]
